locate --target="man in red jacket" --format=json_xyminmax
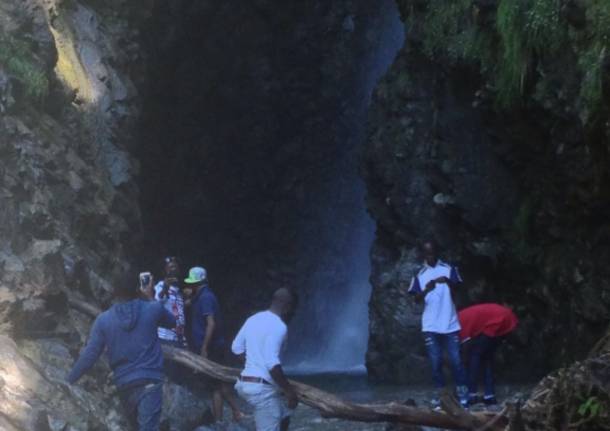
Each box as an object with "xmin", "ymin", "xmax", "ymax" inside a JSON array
[{"xmin": 458, "ymin": 303, "xmax": 518, "ymax": 406}]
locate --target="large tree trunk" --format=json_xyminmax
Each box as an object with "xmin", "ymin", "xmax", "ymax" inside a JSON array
[{"xmin": 68, "ymin": 297, "xmax": 506, "ymax": 430}]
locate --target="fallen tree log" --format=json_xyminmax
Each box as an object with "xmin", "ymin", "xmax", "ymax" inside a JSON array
[{"xmin": 68, "ymin": 296, "xmax": 506, "ymax": 430}]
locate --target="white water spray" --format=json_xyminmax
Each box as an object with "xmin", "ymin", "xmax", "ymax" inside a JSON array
[{"xmin": 285, "ymin": 0, "xmax": 404, "ymax": 374}]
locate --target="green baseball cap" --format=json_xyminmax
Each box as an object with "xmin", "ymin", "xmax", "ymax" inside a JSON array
[{"xmin": 185, "ymin": 266, "xmax": 207, "ymax": 284}]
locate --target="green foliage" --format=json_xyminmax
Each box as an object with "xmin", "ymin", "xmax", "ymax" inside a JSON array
[
  {"xmin": 524, "ymin": 0, "xmax": 565, "ymax": 52},
  {"xmin": 495, "ymin": 0, "xmax": 527, "ymax": 107},
  {"xmin": 421, "ymin": 0, "xmax": 472, "ymax": 60},
  {"xmin": 577, "ymin": 0, "xmax": 610, "ymax": 111},
  {"xmin": 417, "ymin": 0, "xmax": 608, "ymax": 114},
  {"xmin": 510, "ymin": 197, "xmax": 538, "ymax": 263},
  {"xmin": 578, "ymin": 396, "xmax": 605, "ymax": 420},
  {"xmin": 495, "ymin": 0, "xmax": 568, "ymax": 107},
  {"xmin": 0, "ymin": 34, "xmax": 49, "ymax": 102}
]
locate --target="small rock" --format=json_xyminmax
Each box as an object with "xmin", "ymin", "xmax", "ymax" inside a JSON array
[{"xmin": 432, "ymin": 193, "xmax": 455, "ymax": 206}]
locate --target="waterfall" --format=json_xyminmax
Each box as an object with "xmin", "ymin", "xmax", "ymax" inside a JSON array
[{"xmin": 285, "ymin": 0, "xmax": 404, "ymax": 374}]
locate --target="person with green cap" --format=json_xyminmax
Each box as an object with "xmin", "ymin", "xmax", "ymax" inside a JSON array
[{"xmin": 185, "ymin": 266, "xmax": 243, "ymax": 423}]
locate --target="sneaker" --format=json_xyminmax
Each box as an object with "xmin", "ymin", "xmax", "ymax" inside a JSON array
[
  {"xmin": 456, "ymin": 385, "xmax": 469, "ymax": 409},
  {"xmin": 483, "ymin": 395, "xmax": 498, "ymax": 406}
]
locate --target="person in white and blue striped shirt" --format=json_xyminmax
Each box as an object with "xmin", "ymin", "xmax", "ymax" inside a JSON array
[
  {"xmin": 408, "ymin": 240, "xmax": 468, "ymax": 409},
  {"xmin": 154, "ymin": 256, "xmax": 186, "ymax": 348}
]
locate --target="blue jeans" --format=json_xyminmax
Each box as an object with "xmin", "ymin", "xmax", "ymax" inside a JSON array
[
  {"xmin": 424, "ymin": 332, "xmax": 468, "ymax": 391},
  {"xmin": 119, "ymin": 381, "xmax": 163, "ymax": 431},
  {"xmin": 467, "ymin": 335, "xmax": 499, "ymax": 397}
]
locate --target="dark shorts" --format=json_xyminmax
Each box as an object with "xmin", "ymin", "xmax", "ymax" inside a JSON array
[
  {"xmin": 208, "ymin": 344, "xmax": 229, "ymax": 365},
  {"xmin": 182, "ymin": 344, "xmax": 230, "ymax": 392}
]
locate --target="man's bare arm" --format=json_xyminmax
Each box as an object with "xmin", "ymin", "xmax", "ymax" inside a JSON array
[
  {"xmin": 201, "ymin": 314, "xmax": 215, "ymax": 358},
  {"xmin": 269, "ymin": 365, "xmax": 298, "ymax": 409}
]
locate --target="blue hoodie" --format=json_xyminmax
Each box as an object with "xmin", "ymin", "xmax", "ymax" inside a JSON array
[{"xmin": 67, "ymin": 299, "xmax": 176, "ymax": 388}]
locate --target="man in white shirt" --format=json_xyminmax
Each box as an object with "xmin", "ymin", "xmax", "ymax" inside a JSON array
[
  {"xmin": 232, "ymin": 288, "xmax": 298, "ymax": 431},
  {"xmin": 408, "ymin": 240, "xmax": 468, "ymax": 408}
]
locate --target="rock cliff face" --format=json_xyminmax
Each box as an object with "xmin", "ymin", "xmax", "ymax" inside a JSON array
[
  {"xmin": 0, "ymin": 0, "xmax": 146, "ymax": 428},
  {"xmin": 364, "ymin": 0, "xmax": 610, "ymax": 382}
]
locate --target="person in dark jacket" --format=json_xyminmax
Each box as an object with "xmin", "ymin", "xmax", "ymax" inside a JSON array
[{"xmin": 67, "ymin": 272, "xmax": 176, "ymax": 431}]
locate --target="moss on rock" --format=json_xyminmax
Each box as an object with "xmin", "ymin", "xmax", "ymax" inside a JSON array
[
  {"xmin": 399, "ymin": 0, "xmax": 609, "ymax": 115},
  {"xmin": 0, "ymin": 34, "xmax": 49, "ymax": 102}
]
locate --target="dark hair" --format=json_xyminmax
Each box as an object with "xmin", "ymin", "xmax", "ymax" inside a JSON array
[
  {"xmin": 418, "ymin": 238, "xmax": 439, "ymax": 251},
  {"xmin": 271, "ymin": 287, "xmax": 298, "ymax": 306},
  {"xmin": 113, "ymin": 271, "xmax": 140, "ymax": 300},
  {"xmin": 163, "ymin": 256, "xmax": 180, "ymax": 265}
]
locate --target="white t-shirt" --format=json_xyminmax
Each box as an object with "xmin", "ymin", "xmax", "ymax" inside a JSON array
[
  {"xmin": 408, "ymin": 260, "xmax": 462, "ymax": 334},
  {"xmin": 231, "ymin": 310, "xmax": 287, "ymax": 384}
]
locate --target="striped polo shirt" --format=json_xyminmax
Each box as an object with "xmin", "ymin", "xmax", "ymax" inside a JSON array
[
  {"xmin": 154, "ymin": 282, "xmax": 186, "ymax": 345},
  {"xmin": 408, "ymin": 260, "xmax": 462, "ymax": 334}
]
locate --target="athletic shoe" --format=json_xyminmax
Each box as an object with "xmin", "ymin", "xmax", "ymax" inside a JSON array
[{"xmin": 456, "ymin": 385, "xmax": 469, "ymax": 409}]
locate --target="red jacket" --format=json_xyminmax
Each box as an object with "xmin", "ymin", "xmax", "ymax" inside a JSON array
[{"xmin": 458, "ymin": 303, "xmax": 518, "ymax": 342}]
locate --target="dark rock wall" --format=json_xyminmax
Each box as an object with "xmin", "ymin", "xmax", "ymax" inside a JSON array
[
  {"xmin": 0, "ymin": 0, "xmax": 162, "ymax": 428},
  {"xmin": 364, "ymin": 0, "xmax": 610, "ymax": 383}
]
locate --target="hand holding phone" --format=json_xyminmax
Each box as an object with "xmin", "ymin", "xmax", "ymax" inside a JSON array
[
  {"xmin": 139, "ymin": 272, "xmax": 154, "ymax": 300},
  {"xmin": 140, "ymin": 272, "xmax": 152, "ymax": 289}
]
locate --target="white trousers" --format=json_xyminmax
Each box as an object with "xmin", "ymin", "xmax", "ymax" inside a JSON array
[{"xmin": 234, "ymin": 381, "xmax": 291, "ymax": 431}]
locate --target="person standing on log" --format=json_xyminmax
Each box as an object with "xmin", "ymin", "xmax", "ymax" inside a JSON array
[
  {"xmin": 231, "ymin": 288, "xmax": 299, "ymax": 431},
  {"xmin": 66, "ymin": 272, "xmax": 176, "ymax": 431},
  {"xmin": 185, "ymin": 266, "xmax": 243, "ymax": 423},
  {"xmin": 458, "ymin": 303, "xmax": 518, "ymax": 406},
  {"xmin": 408, "ymin": 240, "xmax": 469, "ymax": 408}
]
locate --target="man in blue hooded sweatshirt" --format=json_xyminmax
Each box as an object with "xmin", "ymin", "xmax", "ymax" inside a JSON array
[{"xmin": 67, "ymin": 273, "xmax": 176, "ymax": 431}]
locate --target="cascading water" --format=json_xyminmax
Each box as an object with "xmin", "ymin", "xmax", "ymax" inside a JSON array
[{"xmin": 285, "ymin": 0, "xmax": 404, "ymax": 374}]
